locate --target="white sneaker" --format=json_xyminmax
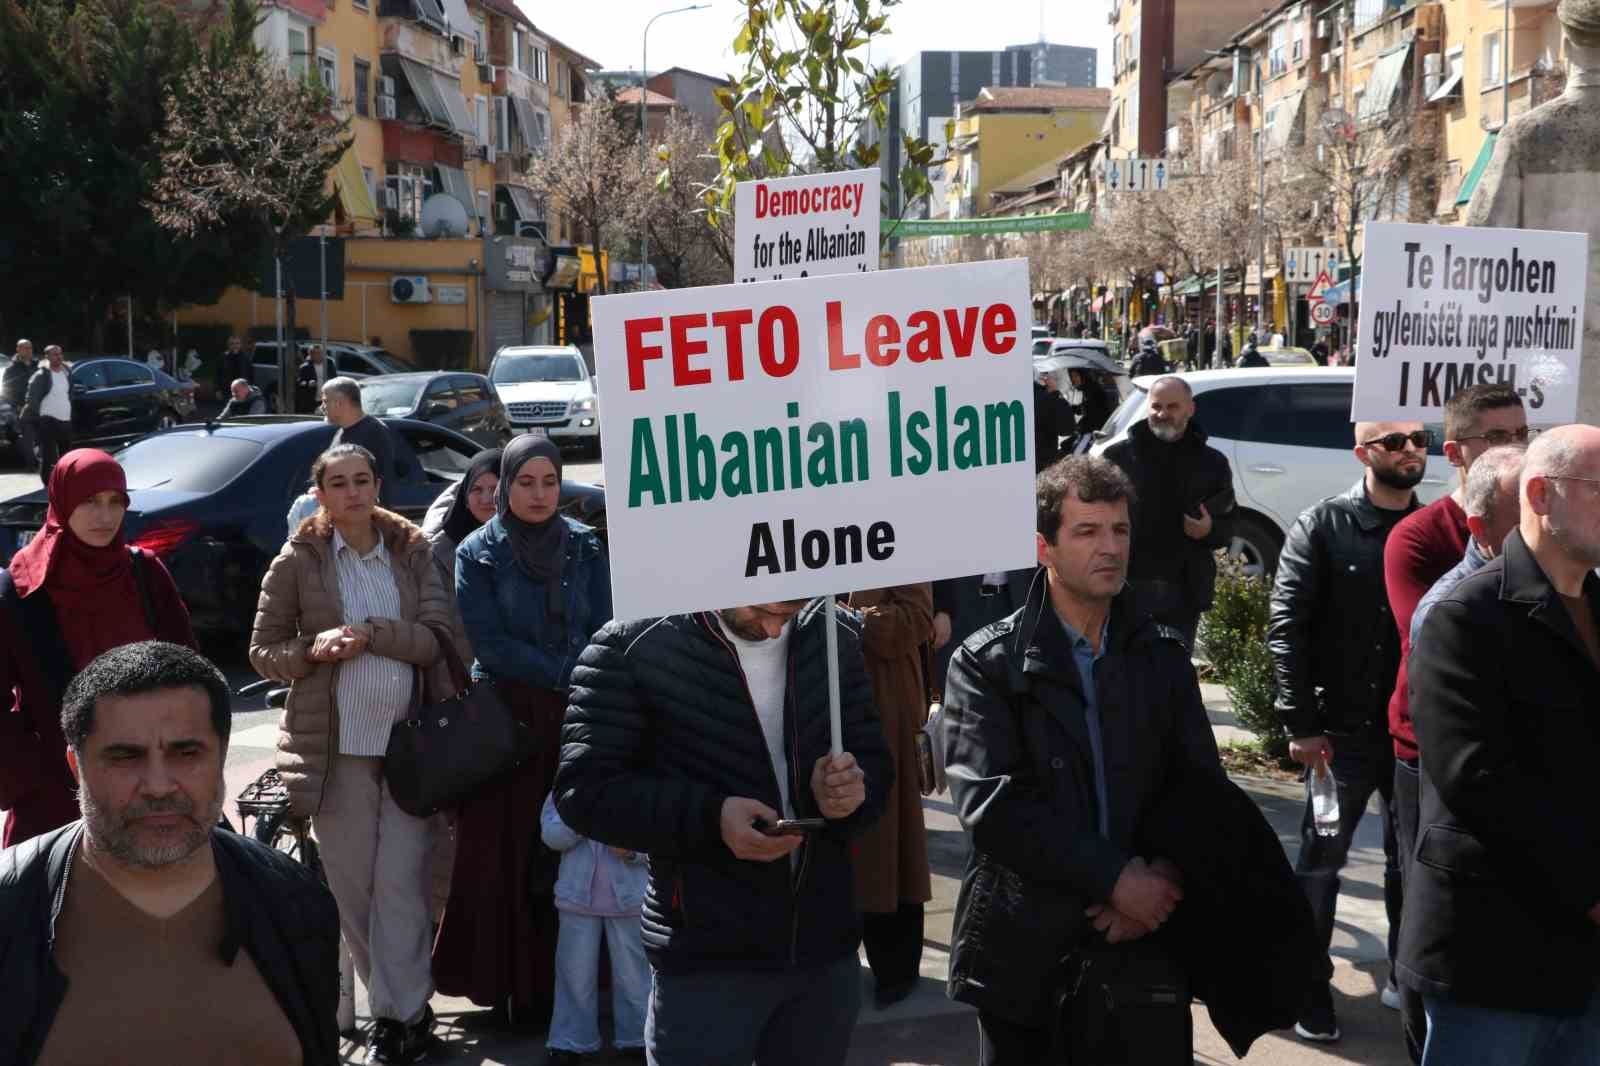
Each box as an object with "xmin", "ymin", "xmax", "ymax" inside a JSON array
[{"xmin": 1381, "ymin": 979, "xmax": 1402, "ymax": 1010}]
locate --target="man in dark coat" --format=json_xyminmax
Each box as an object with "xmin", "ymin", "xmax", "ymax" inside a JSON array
[
  {"xmin": 1403, "ymin": 425, "xmax": 1600, "ymax": 1065},
  {"xmin": 1033, "ymin": 375, "xmax": 1076, "ymax": 472},
  {"xmin": 942, "ymin": 456, "xmax": 1218, "ymax": 1064},
  {"xmin": 0, "ymin": 641, "xmax": 339, "ymax": 1064},
  {"xmin": 218, "ymin": 336, "xmax": 250, "ymax": 401},
  {"xmin": 930, "ymin": 570, "xmax": 1033, "ymax": 696},
  {"xmin": 554, "ymin": 598, "xmax": 892, "ymax": 1066},
  {"xmin": 1103, "ymin": 376, "xmax": 1234, "ymax": 649}
]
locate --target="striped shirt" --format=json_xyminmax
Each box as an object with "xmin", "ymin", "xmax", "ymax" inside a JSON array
[{"xmin": 331, "ymin": 528, "xmax": 414, "ymax": 756}]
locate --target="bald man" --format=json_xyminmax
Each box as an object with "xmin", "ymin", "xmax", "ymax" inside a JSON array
[
  {"xmin": 1267, "ymin": 419, "xmax": 1429, "ymax": 1043},
  {"xmin": 1402, "ymin": 425, "xmax": 1600, "ymax": 1065}
]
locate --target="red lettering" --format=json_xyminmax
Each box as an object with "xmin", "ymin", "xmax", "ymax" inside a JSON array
[
  {"xmin": 754, "ymin": 184, "xmax": 769, "ymax": 219},
  {"xmin": 943, "ymin": 306, "xmax": 980, "ymax": 357},
  {"xmin": 624, "ymin": 316, "xmax": 664, "ymax": 391},
  {"xmin": 758, "ymin": 306, "xmax": 800, "ymax": 377},
  {"xmin": 865, "ymin": 314, "xmax": 901, "ymax": 366},
  {"xmin": 670, "ymin": 313, "xmax": 710, "ymax": 386},
  {"xmin": 982, "ymin": 303, "xmax": 1017, "ymax": 354},
  {"xmin": 826, "ymin": 300, "xmax": 859, "ymax": 370},
  {"xmin": 711, "ymin": 308, "xmax": 753, "ymax": 381},
  {"xmin": 905, "ymin": 311, "xmax": 942, "ymax": 362}
]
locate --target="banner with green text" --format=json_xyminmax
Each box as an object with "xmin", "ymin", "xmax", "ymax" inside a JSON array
[{"xmin": 592, "ymin": 260, "xmax": 1038, "ymax": 620}]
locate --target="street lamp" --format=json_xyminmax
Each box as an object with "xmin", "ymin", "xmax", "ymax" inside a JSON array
[{"xmin": 639, "ymin": 3, "xmax": 710, "ymax": 290}]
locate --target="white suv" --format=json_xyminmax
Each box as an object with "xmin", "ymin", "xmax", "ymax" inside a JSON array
[
  {"xmin": 1090, "ymin": 367, "xmax": 1448, "ymax": 574},
  {"xmin": 488, "ymin": 345, "xmax": 600, "ymax": 455}
]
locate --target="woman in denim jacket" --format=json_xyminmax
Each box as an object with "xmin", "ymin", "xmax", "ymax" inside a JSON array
[
  {"xmin": 432, "ymin": 434, "xmax": 612, "ymax": 1026},
  {"xmin": 540, "ymin": 793, "xmax": 650, "ymax": 1064}
]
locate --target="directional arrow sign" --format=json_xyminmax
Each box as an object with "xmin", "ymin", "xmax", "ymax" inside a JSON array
[
  {"xmin": 1153, "ymin": 160, "xmax": 1167, "ymax": 190},
  {"xmin": 1138, "ymin": 159, "xmax": 1150, "ymax": 191},
  {"xmin": 1105, "ymin": 159, "xmax": 1122, "ymax": 192}
]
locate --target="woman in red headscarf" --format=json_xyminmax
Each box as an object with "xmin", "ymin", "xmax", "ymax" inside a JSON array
[{"xmin": 0, "ymin": 448, "xmax": 196, "ymax": 846}]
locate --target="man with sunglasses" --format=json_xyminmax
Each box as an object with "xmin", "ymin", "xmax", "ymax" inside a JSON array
[
  {"xmin": 1381, "ymin": 385, "xmax": 1527, "ymax": 1058},
  {"xmin": 1402, "ymin": 426, "xmax": 1600, "ymax": 1065},
  {"xmin": 1268, "ymin": 419, "xmax": 1429, "ymax": 1044}
]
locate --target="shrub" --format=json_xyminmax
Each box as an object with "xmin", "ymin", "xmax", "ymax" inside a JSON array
[{"xmin": 1200, "ymin": 551, "xmax": 1287, "ymax": 757}]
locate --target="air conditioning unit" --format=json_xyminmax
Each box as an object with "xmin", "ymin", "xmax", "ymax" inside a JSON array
[
  {"xmin": 383, "ymin": 186, "xmax": 399, "ymax": 210},
  {"xmin": 1320, "ymin": 53, "xmax": 1331, "ymax": 73},
  {"xmin": 1317, "ymin": 18, "xmax": 1328, "ymax": 39},
  {"xmin": 380, "ymin": 75, "xmax": 396, "ymax": 97},
  {"xmin": 478, "ymin": 63, "xmax": 496, "ymax": 83},
  {"xmin": 390, "ymin": 276, "xmax": 432, "ymax": 303},
  {"xmin": 377, "ymin": 95, "xmax": 397, "ymax": 119}
]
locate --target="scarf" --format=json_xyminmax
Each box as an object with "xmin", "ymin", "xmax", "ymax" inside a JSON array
[
  {"xmin": 496, "ymin": 434, "xmax": 568, "ymax": 623},
  {"xmin": 441, "ymin": 447, "xmax": 503, "ymax": 548}
]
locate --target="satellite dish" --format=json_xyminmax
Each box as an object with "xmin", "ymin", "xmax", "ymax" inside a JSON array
[{"xmin": 419, "ymin": 193, "xmax": 470, "ymax": 239}]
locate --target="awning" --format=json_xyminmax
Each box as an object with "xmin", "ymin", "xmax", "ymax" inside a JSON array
[
  {"xmin": 435, "ymin": 165, "xmax": 473, "ymax": 215},
  {"xmin": 1323, "ymin": 276, "xmax": 1359, "ymax": 304},
  {"xmin": 1427, "ymin": 68, "xmax": 1464, "ymax": 104},
  {"xmin": 1455, "ymin": 131, "xmax": 1498, "ymax": 207},
  {"xmin": 397, "ymin": 57, "xmax": 451, "ymax": 127},
  {"xmin": 510, "ymin": 96, "xmax": 546, "ymax": 152},
  {"xmin": 1271, "ymin": 90, "xmax": 1306, "ymax": 150},
  {"xmin": 503, "ymin": 184, "xmax": 542, "ymax": 221},
  {"xmin": 1171, "ymin": 274, "xmax": 1206, "ymax": 297},
  {"xmin": 1358, "ymin": 43, "xmax": 1411, "ymax": 124},
  {"xmin": 334, "ymin": 148, "xmax": 379, "ymax": 224},
  {"xmin": 440, "ymin": 0, "xmax": 472, "ymax": 37},
  {"xmin": 578, "ymin": 247, "xmax": 606, "ymax": 294},
  {"xmin": 432, "ymin": 71, "xmax": 477, "ymax": 138}
]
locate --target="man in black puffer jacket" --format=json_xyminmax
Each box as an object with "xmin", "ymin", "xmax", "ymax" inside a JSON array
[{"xmin": 555, "ymin": 597, "xmax": 892, "ymax": 1066}]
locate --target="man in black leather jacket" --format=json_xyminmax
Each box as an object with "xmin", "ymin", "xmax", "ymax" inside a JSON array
[
  {"xmin": 1268, "ymin": 420, "xmax": 1427, "ymax": 1044},
  {"xmin": 943, "ymin": 456, "xmax": 1221, "ymax": 1064},
  {"xmin": 1104, "ymin": 376, "xmax": 1235, "ymax": 649},
  {"xmin": 554, "ymin": 598, "xmax": 891, "ymax": 1066},
  {"xmin": 0, "ymin": 641, "xmax": 339, "ymax": 1065}
]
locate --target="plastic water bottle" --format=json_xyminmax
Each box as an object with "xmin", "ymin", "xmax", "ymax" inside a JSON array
[{"xmin": 1310, "ymin": 761, "xmax": 1341, "ymax": 838}]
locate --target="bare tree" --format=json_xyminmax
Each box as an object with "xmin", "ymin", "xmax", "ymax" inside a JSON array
[
  {"xmin": 151, "ymin": 48, "xmax": 349, "ymax": 410},
  {"xmin": 525, "ymin": 100, "xmax": 655, "ymax": 296},
  {"xmin": 646, "ymin": 114, "xmax": 733, "ymax": 288}
]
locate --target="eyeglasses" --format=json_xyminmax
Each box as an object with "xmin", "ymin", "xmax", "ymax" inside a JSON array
[
  {"xmin": 1546, "ymin": 475, "xmax": 1600, "ymax": 492},
  {"xmin": 1453, "ymin": 427, "xmax": 1535, "ymax": 447},
  {"xmin": 1362, "ymin": 430, "xmax": 1432, "ymax": 453}
]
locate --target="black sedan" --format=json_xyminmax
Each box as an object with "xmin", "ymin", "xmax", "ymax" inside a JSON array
[
  {"xmin": 0, "ymin": 418, "xmax": 606, "ymax": 642},
  {"xmin": 70, "ymin": 358, "xmax": 198, "ymax": 446},
  {"xmin": 358, "ymin": 372, "xmax": 511, "ymax": 449}
]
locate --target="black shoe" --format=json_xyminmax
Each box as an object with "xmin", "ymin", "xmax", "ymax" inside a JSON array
[
  {"xmin": 874, "ymin": 980, "xmax": 917, "ymax": 1010},
  {"xmin": 1294, "ymin": 996, "xmax": 1341, "ymax": 1044},
  {"xmin": 367, "ymin": 1007, "xmax": 437, "ymax": 1064},
  {"xmin": 546, "ymin": 1052, "xmax": 584, "ymax": 1066}
]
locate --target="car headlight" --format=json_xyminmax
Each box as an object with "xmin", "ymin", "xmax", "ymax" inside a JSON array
[{"xmin": 572, "ymin": 397, "xmax": 595, "ymax": 414}]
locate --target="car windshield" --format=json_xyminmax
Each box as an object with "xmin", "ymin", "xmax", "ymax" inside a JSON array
[
  {"xmin": 1104, "ymin": 386, "xmax": 1149, "ymax": 439},
  {"xmin": 1031, "ymin": 339, "xmax": 1052, "ymax": 356},
  {"xmin": 494, "ymin": 353, "xmax": 583, "ymax": 384},
  {"xmin": 360, "ymin": 379, "xmax": 426, "ymax": 416},
  {"xmin": 114, "ymin": 434, "xmax": 264, "ymax": 492},
  {"xmin": 364, "ymin": 349, "xmax": 413, "ymax": 374}
]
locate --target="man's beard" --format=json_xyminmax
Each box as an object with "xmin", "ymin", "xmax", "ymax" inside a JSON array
[
  {"xmin": 1548, "ymin": 503, "xmax": 1600, "ymax": 568},
  {"xmin": 719, "ymin": 608, "xmax": 776, "ymax": 642},
  {"xmin": 1149, "ymin": 420, "xmax": 1185, "ymax": 443},
  {"xmin": 1373, "ymin": 462, "xmax": 1426, "ymax": 490},
  {"xmin": 79, "ymin": 775, "xmax": 222, "ymax": 870}
]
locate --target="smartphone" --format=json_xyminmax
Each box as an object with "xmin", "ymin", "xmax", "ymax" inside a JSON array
[{"xmin": 754, "ymin": 817, "xmax": 826, "ymax": 836}]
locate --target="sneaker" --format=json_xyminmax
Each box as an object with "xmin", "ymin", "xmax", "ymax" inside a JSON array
[
  {"xmin": 1294, "ymin": 1001, "xmax": 1342, "ymax": 1043},
  {"xmin": 367, "ymin": 1007, "xmax": 437, "ymax": 1065},
  {"xmin": 1381, "ymin": 977, "xmax": 1402, "ymax": 1010}
]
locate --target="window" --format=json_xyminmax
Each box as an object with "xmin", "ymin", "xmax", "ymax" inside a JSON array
[
  {"xmin": 1483, "ymin": 31, "xmax": 1502, "ymax": 87},
  {"xmin": 473, "ymin": 19, "xmax": 486, "ymax": 62},
  {"xmin": 287, "ymin": 27, "xmax": 309, "ymax": 79},
  {"xmin": 456, "ymin": 379, "xmax": 487, "ymax": 406},
  {"xmin": 1291, "ymin": 18, "xmax": 1305, "ymax": 63},
  {"xmin": 535, "ymin": 47, "xmax": 547, "ymax": 84},
  {"xmin": 475, "ymin": 94, "xmax": 489, "ymax": 144},
  {"xmin": 385, "ymin": 162, "xmax": 432, "ymax": 224},
  {"xmin": 1269, "ymin": 24, "xmax": 1288, "ymax": 77},
  {"xmin": 108, "ymin": 362, "xmax": 155, "ymax": 388},
  {"xmin": 555, "ymin": 59, "xmax": 566, "ymax": 99},
  {"xmin": 494, "ymin": 96, "xmax": 509, "ymax": 152},
  {"xmin": 1248, "ymin": 384, "xmax": 1356, "ymax": 450},
  {"xmin": 1263, "ymin": 105, "xmax": 1278, "ymax": 144},
  {"xmin": 511, "ymin": 28, "xmax": 523, "ymax": 73},
  {"xmin": 1189, "ymin": 386, "xmax": 1259, "ymax": 443},
  {"xmin": 422, "ymin": 380, "xmax": 459, "ymax": 412},
  {"xmin": 113, "ymin": 435, "xmax": 265, "ymax": 493},
  {"xmin": 318, "ymin": 47, "xmax": 337, "ymax": 92},
  {"xmin": 362, "ymin": 166, "xmax": 376, "ymax": 208},
  {"xmin": 353, "ymin": 58, "xmax": 370, "ymax": 115},
  {"xmin": 71, "ymin": 363, "xmax": 110, "ymax": 390}
]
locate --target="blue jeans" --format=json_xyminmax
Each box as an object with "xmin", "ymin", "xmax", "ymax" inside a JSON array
[
  {"xmin": 646, "ymin": 955, "xmax": 862, "ymax": 1066},
  {"xmin": 1423, "ymin": 986, "xmax": 1600, "ymax": 1066},
  {"xmin": 548, "ymin": 911, "xmax": 651, "ymax": 1053}
]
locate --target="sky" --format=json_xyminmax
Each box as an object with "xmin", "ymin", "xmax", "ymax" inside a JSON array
[{"xmin": 523, "ymin": 0, "xmax": 1114, "ymax": 86}]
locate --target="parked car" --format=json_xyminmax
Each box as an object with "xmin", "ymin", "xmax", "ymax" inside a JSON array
[
  {"xmin": 1090, "ymin": 367, "xmax": 1448, "ymax": 575},
  {"xmin": 358, "ymin": 371, "xmax": 511, "ymax": 448},
  {"xmin": 68, "ymin": 357, "xmax": 197, "ymax": 447},
  {"xmin": 0, "ymin": 417, "xmax": 606, "ymax": 641},
  {"xmin": 1239, "ymin": 345, "xmax": 1317, "ymax": 367},
  {"xmin": 249, "ymin": 340, "xmax": 413, "ymax": 396},
  {"xmin": 488, "ymin": 344, "xmax": 600, "ymax": 455}
]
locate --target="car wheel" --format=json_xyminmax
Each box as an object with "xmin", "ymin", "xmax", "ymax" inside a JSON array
[
  {"xmin": 1227, "ymin": 514, "xmax": 1281, "ymax": 580},
  {"xmin": 157, "ymin": 408, "xmax": 180, "ymax": 431}
]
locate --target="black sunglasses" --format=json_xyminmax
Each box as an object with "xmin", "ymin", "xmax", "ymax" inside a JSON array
[{"xmin": 1362, "ymin": 430, "xmax": 1432, "ymax": 453}]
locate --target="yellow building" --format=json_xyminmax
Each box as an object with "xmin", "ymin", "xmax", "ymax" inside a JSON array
[
  {"xmin": 179, "ymin": 0, "xmax": 598, "ymax": 368},
  {"xmin": 944, "ymin": 86, "xmax": 1109, "ymax": 219}
]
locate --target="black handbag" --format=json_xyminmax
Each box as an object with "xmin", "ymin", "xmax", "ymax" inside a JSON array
[
  {"xmin": 383, "ymin": 628, "xmax": 537, "ymax": 818},
  {"xmin": 1054, "ymin": 937, "xmax": 1192, "ymax": 1065}
]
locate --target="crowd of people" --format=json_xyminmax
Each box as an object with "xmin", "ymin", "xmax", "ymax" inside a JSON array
[{"xmin": 1, "ymin": 361, "xmax": 1598, "ymax": 1066}]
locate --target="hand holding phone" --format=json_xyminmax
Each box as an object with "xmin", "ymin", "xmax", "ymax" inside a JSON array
[{"xmin": 754, "ymin": 817, "xmax": 826, "ymax": 837}]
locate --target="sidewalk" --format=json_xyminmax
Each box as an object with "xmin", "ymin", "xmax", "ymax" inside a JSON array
[{"xmin": 331, "ymin": 681, "xmax": 1411, "ymax": 1065}]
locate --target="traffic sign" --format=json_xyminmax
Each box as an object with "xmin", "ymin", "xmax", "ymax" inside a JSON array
[
  {"xmin": 1310, "ymin": 301, "xmax": 1336, "ymax": 326},
  {"xmin": 1308, "ymin": 270, "xmax": 1335, "ymax": 301},
  {"xmin": 1103, "ymin": 157, "xmax": 1168, "ymax": 193},
  {"xmin": 1287, "ymin": 247, "xmax": 1342, "ymax": 285}
]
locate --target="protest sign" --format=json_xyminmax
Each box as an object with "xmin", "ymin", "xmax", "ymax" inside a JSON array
[
  {"xmin": 1352, "ymin": 222, "xmax": 1587, "ymax": 422},
  {"xmin": 592, "ymin": 259, "xmax": 1036, "ymax": 621},
  {"xmin": 734, "ymin": 168, "xmax": 880, "ymax": 283}
]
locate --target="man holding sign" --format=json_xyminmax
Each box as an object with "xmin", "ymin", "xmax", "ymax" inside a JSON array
[{"xmin": 552, "ymin": 598, "xmax": 890, "ymax": 1066}]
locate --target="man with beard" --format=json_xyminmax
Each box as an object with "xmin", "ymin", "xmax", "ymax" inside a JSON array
[
  {"xmin": 1269, "ymin": 420, "xmax": 1428, "ymax": 1044},
  {"xmin": 0, "ymin": 641, "xmax": 340, "ymax": 1064},
  {"xmin": 1104, "ymin": 376, "xmax": 1235, "ymax": 649},
  {"xmin": 1402, "ymin": 426, "xmax": 1600, "ymax": 1064}
]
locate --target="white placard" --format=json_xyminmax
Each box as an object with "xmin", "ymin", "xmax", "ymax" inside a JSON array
[
  {"xmin": 591, "ymin": 260, "xmax": 1037, "ymax": 620},
  {"xmin": 1352, "ymin": 222, "xmax": 1586, "ymax": 423},
  {"xmin": 734, "ymin": 168, "xmax": 880, "ymax": 283}
]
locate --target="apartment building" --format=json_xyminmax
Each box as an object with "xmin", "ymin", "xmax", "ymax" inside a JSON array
[{"xmin": 943, "ymin": 86, "xmax": 1109, "ymax": 218}]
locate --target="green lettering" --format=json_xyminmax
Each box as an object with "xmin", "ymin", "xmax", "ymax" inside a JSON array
[
  {"xmin": 907, "ymin": 411, "xmax": 932, "ymax": 476},
  {"xmin": 888, "ymin": 391, "xmax": 904, "ymax": 476},
  {"xmin": 754, "ymin": 427, "xmax": 785, "ymax": 493},
  {"xmin": 628, "ymin": 418, "xmax": 665, "ymax": 508},
  {"xmin": 721, "ymin": 432, "xmax": 752, "ymax": 497},
  {"xmin": 984, "ymin": 400, "xmax": 1026, "ymax": 465},
  {"xmin": 953, "ymin": 404, "xmax": 981, "ymax": 469},
  {"xmin": 839, "ymin": 419, "xmax": 868, "ymax": 482},
  {"xmin": 806, "ymin": 422, "xmax": 838, "ymax": 486}
]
